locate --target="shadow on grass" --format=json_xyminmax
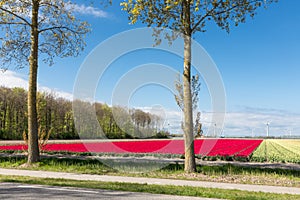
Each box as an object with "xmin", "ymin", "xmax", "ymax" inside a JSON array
[
  {"xmin": 1, "ymin": 155, "xmax": 300, "ymax": 178},
  {"xmin": 161, "ymin": 163, "xmax": 300, "ymax": 178}
]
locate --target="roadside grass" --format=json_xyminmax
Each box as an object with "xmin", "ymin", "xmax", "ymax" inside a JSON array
[
  {"xmin": 154, "ymin": 164, "xmax": 300, "ymax": 187},
  {"xmin": 0, "ymin": 175, "xmax": 299, "ymax": 200},
  {"xmin": 0, "ymin": 155, "xmax": 299, "ymax": 187}
]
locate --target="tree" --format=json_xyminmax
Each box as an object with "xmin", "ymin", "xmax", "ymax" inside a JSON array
[
  {"xmin": 175, "ymin": 73, "xmax": 203, "ymax": 138},
  {"xmin": 175, "ymin": 73, "xmax": 201, "ymax": 112},
  {"xmin": 0, "ymin": 87, "xmax": 27, "ymax": 139},
  {"xmin": 121, "ymin": 0, "xmax": 276, "ymax": 172},
  {"xmin": 0, "ymin": 0, "xmax": 90, "ymax": 164}
]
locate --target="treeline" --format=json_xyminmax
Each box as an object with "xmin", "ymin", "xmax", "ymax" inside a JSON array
[{"xmin": 0, "ymin": 87, "xmax": 167, "ymax": 140}]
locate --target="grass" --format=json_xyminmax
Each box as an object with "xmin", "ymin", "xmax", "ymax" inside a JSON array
[
  {"xmin": 0, "ymin": 155, "xmax": 299, "ymax": 187},
  {"xmin": 0, "ymin": 175, "xmax": 299, "ymax": 200}
]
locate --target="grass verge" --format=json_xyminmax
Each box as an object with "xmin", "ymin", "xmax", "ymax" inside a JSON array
[
  {"xmin": 0, "ymin": 155, "xmax": 299, "ymax": 187},
  {"xmin": 0, "ymin": 175, "xmax": 299, "ymax": 200}
]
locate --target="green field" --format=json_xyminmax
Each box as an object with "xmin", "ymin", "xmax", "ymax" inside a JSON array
[{"xmin": 251, "ymin": 139, "xmax": 300, "ymax": 163}]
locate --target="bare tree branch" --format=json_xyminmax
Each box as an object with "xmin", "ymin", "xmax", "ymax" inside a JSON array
[
  {"xmin": 38, "ymin": 26, "xmax": 88, "ymax": 34},
  {"xmin": 0, "ymin": 7, "xmax": 31, "ymax": 26}
]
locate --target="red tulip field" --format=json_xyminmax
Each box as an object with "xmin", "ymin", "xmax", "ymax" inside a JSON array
[{"xmin": 0, "ymin": 139, "xmax": 263, "ymax": 158}]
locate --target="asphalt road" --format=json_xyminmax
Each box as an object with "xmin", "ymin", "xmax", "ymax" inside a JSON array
[{"xmin": 0, "ymin": 183, "xmax": 219, "ymax": 200}]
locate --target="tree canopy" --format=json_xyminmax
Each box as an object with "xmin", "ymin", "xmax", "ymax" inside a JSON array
[
  {"xmin": 121, "ymin": 0, "xmax": 276, "ymax": 35},
  {"xmin": 0, "ymin": 0, "xmax": 90, "ymax": 70}
]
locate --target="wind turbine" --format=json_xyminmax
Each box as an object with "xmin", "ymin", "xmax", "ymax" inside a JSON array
[
  {"xmin": 266, "ymin": 122, "xmax": 270, "ymax": 137},
  {"xmin": 251, "ymin": 128, "xmax": 255, "ymax": 138}
]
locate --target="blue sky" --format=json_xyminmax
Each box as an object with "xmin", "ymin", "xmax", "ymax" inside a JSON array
[{"xmin": 1, "ymin": 0, "xmax": 300, "ymax": 137}]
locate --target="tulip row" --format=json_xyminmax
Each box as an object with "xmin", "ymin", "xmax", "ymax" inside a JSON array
[
  {"xmin": 251, "ymin": 139, "xmax": 300, "ymax": 163},
  {"xmin": 0, "ymin": 139, "xmax": 263, "ymax": 159}
]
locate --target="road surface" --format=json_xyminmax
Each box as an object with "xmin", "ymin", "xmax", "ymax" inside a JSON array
[{"xmin": 0, "ymin": 182, "xmax": 220, "ymax": 200}]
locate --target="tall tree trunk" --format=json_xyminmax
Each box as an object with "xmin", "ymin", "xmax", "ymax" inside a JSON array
[
  {"xmin": 183, "ymin": 1, "xmax": 196, "ymax": 173},
  {"xmin": 3, "ymin": 101, "xmax": 7, "ymax": 130},
  {"xmin": 27, "ymin": 0, "xmax": 40, "ymax": 164}
]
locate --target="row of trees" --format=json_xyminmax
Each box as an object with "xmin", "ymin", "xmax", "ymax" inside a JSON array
[
  {"xmin": 0, "ymin": 86, "xmax": 165, "ymax": 140},
  {"xmin": 75, "ymin": 101, "xmax": 166, "ymax": 139},
  {"xmin": 0, "ymin": 87, "xmax": 76, "ymax": 140}
]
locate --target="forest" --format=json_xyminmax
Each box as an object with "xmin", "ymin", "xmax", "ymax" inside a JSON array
[{"xmin": 0, "ymin": 86, "xmax": 167, "ymax": 140}]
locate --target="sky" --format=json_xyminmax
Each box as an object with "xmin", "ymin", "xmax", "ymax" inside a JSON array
[{"xmin": 0, "ymin": 0, "xmax": 300, "ymax": 137}]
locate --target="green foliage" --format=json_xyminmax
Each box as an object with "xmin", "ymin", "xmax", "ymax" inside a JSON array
[
  {"xmin": 251, "ymin": 139, "xmax": 300, "ymax": 164},
  {"xmin": 121, "ymin": 0, "xmax": 277, "ymax": 38},
  {"xmin": 75, "ymin": 101, "xmax": 164, "ymax": 139},
  {"xmin": 0, "ymin": 86, "xmax": 165, "ymax": 140},
  {"xmin": 154, "ymin": 130, "xmax": 170, "ymax": 138},
  {"xmin": 0, "ymin": 87, "xmax": 76, "ymax": 140},
  {"xmin": 0, "ymin": 87, "xmax": 27, "ymax": 140}
]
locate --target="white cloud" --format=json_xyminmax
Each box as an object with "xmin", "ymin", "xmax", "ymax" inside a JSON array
[
  {"xmin": 138, "ymin": 105, "xmax": 300, "ymax": 137},
  {"xmin": 1, "ymin": 1, "xmax": 109, "ymax": 20},
  {"xmin": 222, "ymin": 110, "xmax": 300, "ymax": 137},
  {"xmin": 67, "ymin": 3, "xmax": 108, "ymax": 18},
  {"xmin": 39, "ymin": 86, "xmax": 73, "ymax": 101},
  {"xmin": 0, "ymin": 70, "xmax": 73, "ymax": 100},
  {"xmin": 0, "ymin": 70, "xmax": 28, "ymax": 89}
]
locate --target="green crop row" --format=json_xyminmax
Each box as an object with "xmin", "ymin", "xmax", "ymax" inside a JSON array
[{"xmin": 251, "ymin": 139, "xmax": 300, "ymax": 163}]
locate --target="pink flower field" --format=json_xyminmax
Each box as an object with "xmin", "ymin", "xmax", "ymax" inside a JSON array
[{"xmin": 0, "ymin": 139, "xmax": 263, "ymax": 158}]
